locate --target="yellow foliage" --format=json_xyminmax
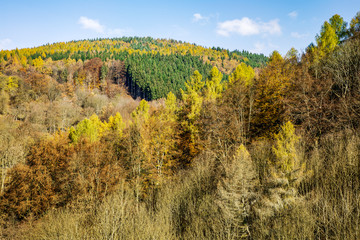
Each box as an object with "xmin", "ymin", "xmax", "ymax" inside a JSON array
[
  {"xmin": 7, "ymin": 77, "xmax": 18, "ymax": 92},
  {"xmin": 131, "ymin": 99, "xmax": 150, "ymax": 125},
  {"xmin": 107, "ymin": 112, "xmax": 125, "ymax": 137},
  {"xmin": 165, "ymin": 91, "xmax": 178, "ymax": 122},
  {"xmin": 184, "ymin": 70, "xmax": 204, "ymax": 93},
  {"xmin": 273, "ymin": 121, "xmax": 299, "ymax": 173},
  {"xmin": 32, "ymin": 56, "xmax": 44, "ymax": 71},
  {"xmin": 20, "ymin": 55, "xmax": 28, "ymax": 67},
  {"xmin": 228, "ymin": 62, "xmax": 255, "ymax": 86},
  {"xmin": 205, "ymin": 66, "xmax": 223, "ymax": 101}
]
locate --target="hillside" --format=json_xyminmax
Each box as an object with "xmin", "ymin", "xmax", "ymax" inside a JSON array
[
  {"xmin": 1, "ymin": 11, "xmax": 360, "ymax": 240},
  {"xmin": 0, "ymin": 37, "xmax": 267, "ymax": 100}
]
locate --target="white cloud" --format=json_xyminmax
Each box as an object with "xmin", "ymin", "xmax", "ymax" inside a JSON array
[
  {"xmin": 0, "ymin": 38, "xmax": 12, "ymax": 50},
  {"xmin": 291, "ymin": 32, "xmax": 308, "ymax": 38},
  {"xmin": 288, "ymin": 11, "xmax": 298, "ymax": 19},
  {"xmin": 77, "ymin": 16, "xmax": 131, "ymax": 36},
  {"xmin": 262, "ymin": 19, "xmax": 282, "ymax": 35},
  {"xmin": 78, "ymin": 16, "xmax": 105, "ymax": 33},
  {"xmin": 216, "ymin": 17, "xmax": 281, "ymax": 37},
  {"xmin": 193, "ymin": 13, "xmax": 204, "ymax": 22},
  {"xmin": 193, "ymin": 13, "xmax": 209, "ymax": 25}
]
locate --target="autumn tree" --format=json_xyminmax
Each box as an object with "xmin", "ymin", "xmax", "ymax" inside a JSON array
[
  {"xmin": 0, "ymin": 118, "xmax": 25, "ymax": 194},
  {"xmin": 183, "ymin": 70, "xmax": 204, "ymax": 93},
  {"xmin": 252, "ymin": 122, "xmax": 312, "ymax": 239},
  {"xmin": 0, "ymin": 133, "xmax": 124, "ymax": 221},
  {"xmin": 251, "ymin": 51, "xmax": 293, "ymax": 138},
  {"xmin": 178, "ymin": 71, "xmax": 205, "ymax": 166},
  {"xmin": 69, "ymin": 114, "xmax": 107, "ymax": 143},
  {"xmin": 329, "ymin": 14, "xmax": 348, "ymax": 41},
  {"xmin": 140, "ymin": 92, "xmax": 179, "ymax": 186},
  {"xmin": 349, "ymin": 11, "xmax": 360, "ymax": 36},
  {"xmin": 285, "ymin": 47, "xmax": 299, "ymax": 63},
  {"xmin": 228, "ymin": 62, "xmax": 255, "ymax": 86},
  {"xmin": 0, "ymin": 91, "xmax": 9, "ymax": 115},
  {"xmin": 217, "ymin": 145, "xmax": 257, "ymax": 238},
  {"xmin": 316, "ymin": 21, "xmax": 339, "ymax": 59},
  {"xmin": 205, "ymin": 66, "xmax": 223, "ymax": 101},
  {"xmin": 84, "ymin": 57, "xmax": 103, "ymax": 89},
  {"xmin": 107, "ymin": 112, "xmax": 125, "ymax": 137},
  {"xmin": 272, "ymin": 121, "xmax": 305, "ymax": 183}
]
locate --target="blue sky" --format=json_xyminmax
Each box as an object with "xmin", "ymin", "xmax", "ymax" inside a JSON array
[{"xmin": 0, "ymin": 0, "xmax": 359, "ymax": 55}]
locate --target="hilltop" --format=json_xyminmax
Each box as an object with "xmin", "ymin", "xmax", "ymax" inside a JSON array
[{"xmin": 0, "ymin": 37, "xmax": 267, "ymax": 100}]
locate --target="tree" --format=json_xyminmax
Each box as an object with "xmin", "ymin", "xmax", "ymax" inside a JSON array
[
  {"xmin": 228, "ymin": 62, "xmax": 255, "ymax": 86},
  {"xmin": 84, "ymin": 57, "xmax": 103, "ymax": 89},
  {"xmin": 69, "ymin": 114, "xmax": 106, "ymax": 143},
  {"xmin": 251, "ymin": 122, "xmax": 312, "ymax": 239},
  {"xmin": 107, "ymin": 112, "xmax": 125, "ymax": 137},
  {"xmin": 165, "ymin": 91, "xmax": 177, "ymax": 115},
  {"xmin": 0, "ymin": 90, "xmax": 9, "ymax": 114},
  {"xmin": 329, "ymin": 14, "xmax": 348, "ymax": 41},
  {"xmin": 205, "ymin": 66, "xmax": 223, "ymax": 101},
  {"xmin": 178, "ymin": 71, "xmax": 205, "ymax": 166},
  {"xmin": 0, "ymin": 119, "xmax": 25, "ymax": 194},
  {"xmin": 349, "ymin": 11, "xmax": 360, "ymax": 36},
  {"xmin": 285, "ymin": 47, "xmax": 299, "ymax": 62},
  {"xmin": 141, "ymin": 104, "xmax": 178, "ymax": 185},
  {"xmin": 251, "ymin": 51, "xmax": 292, "ymax": 138},
  {"xmin": 32, "ymin": 56, "xmax": 44, "ymax": 71},
  {"xmin": 316, "ymin": 21, "xmax": 338, "ymax": 58},
  {"xmin": 183, "ymin": 70, "xmax": 204, "ymax": 93},
  {"xmin": 272, "ymin": 121, "xmax": 304, "ymax": 183},
  {"xmin": 0, "ymin": 134, "xmax": 124, "ymax": 221},
  {"xmin": 131, "ymin": 99, "xmax": 150, "ymax": 125},
  {"xmin": 217, "ymin": 145, "xmax": 257, "ymax": 238}
]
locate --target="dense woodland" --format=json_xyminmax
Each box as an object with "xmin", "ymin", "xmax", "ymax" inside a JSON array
[
  {"xmin": 0, "ymin": 37, "xmax": 267, "ymax": 100},
  {"xmin": 0, "ymin": 12, "xmax": 360, "ymax": 239}
]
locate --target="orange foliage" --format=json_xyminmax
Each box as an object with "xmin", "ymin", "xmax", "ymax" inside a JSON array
[{"xmin": 0, "ymin": 135, "xmax": 124, "ymax": 221}]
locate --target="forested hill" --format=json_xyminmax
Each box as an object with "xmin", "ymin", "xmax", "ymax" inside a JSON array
[
  {"xmin": 0, "ymin": 37, "xmax": 267, "ymax": 100},
  {"xmin": 1, "ymin": 12, "xmax": 360, "ymax": 240}
]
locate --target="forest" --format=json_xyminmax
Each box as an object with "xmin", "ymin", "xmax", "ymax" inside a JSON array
[{"xmin": 0, "ymin": 12, "xmax": 360, "ymax": 239}]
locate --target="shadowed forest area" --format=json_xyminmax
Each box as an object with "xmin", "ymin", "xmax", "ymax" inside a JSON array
[{"xmin": 0, "ymin": 12, "xmax": 360, "ymax": 239}]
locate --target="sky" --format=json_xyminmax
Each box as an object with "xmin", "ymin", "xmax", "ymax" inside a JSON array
[{"xmin": 0, "ymin": 0, "xmax": 359, "ymax": 56}]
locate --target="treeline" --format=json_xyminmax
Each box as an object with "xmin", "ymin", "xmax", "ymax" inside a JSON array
[
  {"xmin": 0, "ymin": 36, "xmax": 267, "ymax": 85},
  {"xmin": 0, "ymin": 12, "xmax": 360, "ymax": 239},
  {"xmin": 2, "ymin": 37, "xmax": 245, "ymax": 100},
  {"xmin": 230, "ymin": 50, "xmax": 268, "ymax": 68}
]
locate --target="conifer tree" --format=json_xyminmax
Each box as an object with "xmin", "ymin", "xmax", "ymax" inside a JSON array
[
  {"xmin": 329, "ymin": 14, "xmax": 348, "ymax": 41},
  {"xmin": 272, "ymin": 121, "xmax": 304, "ymax": 183},
  {"xmin": 218, "ymin": 144, "xmax": 257, "ymax": 238},
  {"xmin": 252, "ymin": 51, "xmax": 291, "ymax": 138},
  {"xmin": 178, "ymin": 71, "xmax": 205, "ymax": 166},
  {"xmin": 316, "ymin": 21, "xmax": 339, "ymax": 58}
]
